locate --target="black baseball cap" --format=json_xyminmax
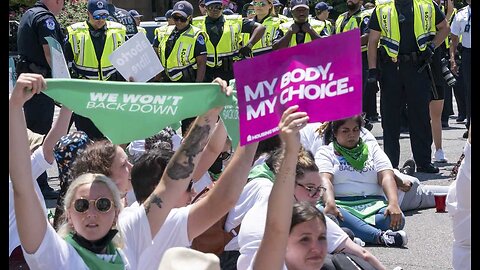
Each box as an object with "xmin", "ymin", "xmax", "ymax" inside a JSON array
[
  {"xmin": 315, "ymin": 2, "xmax": 333, "ymax": 11},
  {"xmin": 87, "ymin": 0, "xmax": 110, "ymax": 16},
  {"xmin": 172, "ymin": 1, "xmax": 194, "ymax": 17},
  {"xmin": 290, "ymin": 0, "xmax": 309, "ymax": 10}
]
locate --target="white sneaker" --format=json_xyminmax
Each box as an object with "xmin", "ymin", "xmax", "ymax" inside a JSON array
[{"xmin": 433, "ymin": 149, "xmax": 448, "ymax": 163}]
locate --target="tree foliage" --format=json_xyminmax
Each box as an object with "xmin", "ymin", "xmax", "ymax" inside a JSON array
[{"xmin": 57, "ymin": 1, "xmax": 89, "ymax": 29}]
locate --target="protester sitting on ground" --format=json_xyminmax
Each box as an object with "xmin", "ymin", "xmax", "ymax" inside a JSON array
[
  {"xmin": 122, "ymin": 125, "xmax": 258, "ymax": 270},
  {"xmin": 447, "ymin": 126, "xmax": 471, "ymax": 270},
  {"xmin": 316, "ymin": 115, "xmax": 407, "ymax": 247},
  {"xmin": 238, "ymin": 106, "xmax": 386, "ymax": 270},
  {"xmin": 52, "ymin": 131, "xmax": 92, "ymax": 229},
  {"xmin": 9, "ymin": 73, "xmax": 73, "ymax": 269},
  {"xmin": 10, "ymin": 75, "xmax": 233, "ymax": 269},
  {"xmin": 251, "ymin": 105, "xmax": 327, "ymax": 270},
  {"xmin": 300, "ymin": 122, "xmax": 449, "ymax": 212}
]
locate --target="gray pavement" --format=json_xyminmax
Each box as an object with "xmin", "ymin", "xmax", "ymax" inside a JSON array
[{"xmin": 43, "ymin": 97, "xmax": 469, "ymax": 270}]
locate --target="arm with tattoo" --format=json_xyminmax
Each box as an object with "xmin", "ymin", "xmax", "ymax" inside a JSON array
[{"xmin": 143, "ymin": 107, "xmax": 221, "ymax": 237}]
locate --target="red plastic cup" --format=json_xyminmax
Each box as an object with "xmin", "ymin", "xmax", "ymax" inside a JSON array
[{"xmin": 434, "ymin": 194, "xmax": 447, "ymax": 213}]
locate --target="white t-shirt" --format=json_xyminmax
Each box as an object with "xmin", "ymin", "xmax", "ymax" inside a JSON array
[
  {"xmin": 224, "ymin": 178, "xmax": 275, "ymax": 251},
  {"xmin": 23, "ymin": 225, "xmax": 131, "ymax": 270},
  {"xmin": 315, "ymin": 141, "xmax": 393, "ymax": 197},
  {"xmin": 236, "ymin": 182, "xmax": 348, "ymax": 270},
  {"xmin": 447, "ymin": 141, "xmax": 471, "ymax": 270},
  {"xmin": 450, "ymin": 5, "xmax": 471, "ymax": 48},
  {"xmin": 9, "ymin": 147, "xmax": 51, "ymax": 256},
  {"xmin": 118, "ymin": 204, "xmax": 192, "ymax": 270}
]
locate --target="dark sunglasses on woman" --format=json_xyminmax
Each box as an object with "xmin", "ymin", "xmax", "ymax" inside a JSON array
[{"xmin": 73, "ymin": 197, "xmax": 114, "ymax": 213}]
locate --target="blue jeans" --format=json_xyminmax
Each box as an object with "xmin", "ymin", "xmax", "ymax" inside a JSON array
[{"xmin": 319, "ymin": 196, "xmax": 406, "ymax": 244}]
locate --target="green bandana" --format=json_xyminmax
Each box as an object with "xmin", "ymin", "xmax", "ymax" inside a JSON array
[
  {"xmin": 65, "ymin": 233, "xmax": 125, "ymax": 270},
  {"xmin": 333, "ymin": 138, "xmax": 369, "ymax": 171}
]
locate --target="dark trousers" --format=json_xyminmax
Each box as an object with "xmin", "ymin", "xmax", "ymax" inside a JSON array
[
  {"xmin": 379, "ymin": 58, "xmax": 433, "ymax": 168},
  {"xmin": 23, "ymin": 92, "xmax": 55, "ymax": 190},
  {"xmin": 362, "ymin": 53, "xmax": 377, "ymax": 118},
  {"xmin": 462, "ymin": 48, "xmax": 471, "ymax": 129},
  {"xmin": 72, "ymin": 113, "xmax": 105, "ymax": 141},
  {"xmin": 452, "ymin": 64, "xmax": 467, "ymax": 119},
  {"xmin": 205, "ymin": 66, "xmax": 234, "ymax": 83},
  {"xmin": 442, "ymin": 85, "xmax": 454, "ymax": 122}
]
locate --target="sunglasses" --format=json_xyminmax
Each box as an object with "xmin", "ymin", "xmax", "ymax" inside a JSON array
[
  {"xmin": 252, "ymin": 1, "xmax": 268, "ymax": 7},
  {"xmin": 247, "ymin": 9, "xmax": 256, "ymax": 14},
  {"xmin": 200, "ymin": 3, "xmax": 206, "ymax": 7},
  {"xmin": 172, "ymin": 15, "xmax": 188, "ymax": 22},
  {"xmin": 187, "ymin": 180, "xmax": 194, "ymax": 193},
  {"xmin": 93, "ymin": 14, "xmax": 109, "ymax": 20},
  {"xmin": 296, "ymin": 183, "xmax": 326, "ymax": 198},
  {"xmin": 218, "ymin": 151, "xmax": 232, "ymax": 161},
  {"xmin": 207, "ymin": 4, "xmax": 223, "ymax": 10},
  {"xmin": 73, "ymin": 197, "xmax": 114, "ymax": 213}
]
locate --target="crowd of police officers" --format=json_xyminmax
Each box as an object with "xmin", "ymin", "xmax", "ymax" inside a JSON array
[{"xmin": 15, "ymin": 0, "xmax": 470, "ymax": 198}]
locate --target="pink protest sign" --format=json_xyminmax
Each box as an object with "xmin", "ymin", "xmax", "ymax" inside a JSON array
[{"xmin": 233, "ymin": 29, "xmax": 362, "ymax": 146}]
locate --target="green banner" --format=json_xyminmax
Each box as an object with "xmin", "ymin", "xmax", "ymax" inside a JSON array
[
  {"xmin": 220, "ymin": 79, "xmax": 240, "ymax": 148},
  {"xmin": 44, "ymin": 79, "xmax": 234, "ymax": 144}
]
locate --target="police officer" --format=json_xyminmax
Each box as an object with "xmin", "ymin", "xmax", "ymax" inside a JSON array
[
  {"xmin": 106, "ymin": 0, "xmax": 138, "ymax": 39},
  {"xmin": 157, "ymin": 1, "xmax": 208, "ymax": 135},
  {"xmin": 449, "ymin": 0, "xmax": 471, "ymax": 139},
  {"xmin": 192, "ymin": 0, "xmax": 266, "ymax": 82},
  {"xmin": 16, "ymin": 0, "xmax": 65, "ymax": 199},
  {"xmin": 245, "ymin": 0, "xmax": 283, "ymax": 56},
  {"xmin": 335, "ymin": 0, "xmax": 374, "ymax": 128},
  {"xmin": 367, "ymin": 0, "xmax": 450, "ymax": 173},
  {"xmin": 65, "ymin": 0, "xmax": 127, "ymax": 140},
  {"xmin": 129, "ymin": 9, "xmax": 146, "ymax": 34},
  {"xmin": 272, "ymin": 0, "xmax": 328, "ymax": 50},
  {"xmin": 314, "ymin": 1, "xmax": 334, "ymax": 35}
]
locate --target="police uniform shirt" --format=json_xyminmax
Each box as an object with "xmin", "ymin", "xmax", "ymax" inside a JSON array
[
  {"xmin": 107, "ymin": 4, "xmax": 138, "ymax": 39},
  {"xmin": 337, "ymin": 7, "xmax": 370, "ymax": 35},
  {"xmin": 368, "ymin": 0, "xmax": 445, "ymax": 54},
  {"xmin": 205, "ymin": 15, "xmax": 256, "ymax": 47},
  {"xmin": 273, "ymin": 22, "xmax": 328, "ymax": 44},
  {"xmin": 450, "ymin": 5, "xmax": 471, "ymax": 48},
  {"xmin": 17, "ymin": 1, "xmax": 64, "ymax": 70},
  {"xmin": 164, "ymin": 25, "xmax": 207, "ymax": 60}
]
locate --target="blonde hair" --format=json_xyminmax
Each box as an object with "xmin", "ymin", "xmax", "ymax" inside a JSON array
[{"xmin": 57, "ymin": 173, "xmax": 125, "ymax": 248}]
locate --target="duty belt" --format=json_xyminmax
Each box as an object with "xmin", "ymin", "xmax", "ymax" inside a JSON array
[{"xmin": 396, "ymin": 52, "xmax": 421, "ymax": 63}]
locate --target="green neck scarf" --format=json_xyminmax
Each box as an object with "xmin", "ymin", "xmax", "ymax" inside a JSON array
[
  {"xmin": 333, "ymin": 138, "xmax": 369, "ymax": 170},
  {"xmin": 65, "ymin": 233, "xmax": 125, "ymax": 270}
]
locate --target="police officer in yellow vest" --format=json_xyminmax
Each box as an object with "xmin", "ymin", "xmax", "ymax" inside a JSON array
[
  {"xmin": 157, "ymin": 1, "xmax": 208, "ymax": 134},
  {"xmin": 157, "ymin": 1, "xmax": 208, "ymax": 83},
  {"xmin": 129, "ymin": 9, "xmax": 146, "ymax": 34},
  {"xmin": 153, "ymin": 10, "xmax": 175, "ymax": 52},
  {"xmin": 335, "ymin": 0, "xmax": 375, "ymax": 125},
  {"xmin": 272, "ymin": 0, "xmax": 328, "ymax": 50},
  {"xmin": 192, "ymin": 0, "xmax": 266, "ymax": 82},
  {"xmin": 272, "ymin": 0, "xmax": 291, "ymax": 23},
  {"xmin": 244, "ymin": 0, "xmax": 283, "ymax": 56},
  {"xmin": 314, "ymin": 1, "xmax": 334, "ymax": 35},
  {"xmin": 367, "ymin": 0, "xmax": 449, "ymax": 173},
  {"xmin": 65, "ymin": 0, "xmax": 126, "ymax": 139}
]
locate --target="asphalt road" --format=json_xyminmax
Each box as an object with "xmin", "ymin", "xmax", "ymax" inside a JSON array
[{"xmin": 43, "ymin": 98, "xmax": 469, "ymax": 270}]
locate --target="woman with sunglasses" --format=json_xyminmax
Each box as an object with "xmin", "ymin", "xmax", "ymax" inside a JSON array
[
  {"xmin": 316, "ymin": 115, "xmax": 407, "ymax": 248},
  {"xmin": 64, "ymin": 0, "xmax": 128, "ymax": 140},
  {"xmin": 9, "ymin": 72, "xmax": 233, "ymax": 269},
  {"xmin": 242, "ymin": 0, "xmax": 283, "ymax": 56}
]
